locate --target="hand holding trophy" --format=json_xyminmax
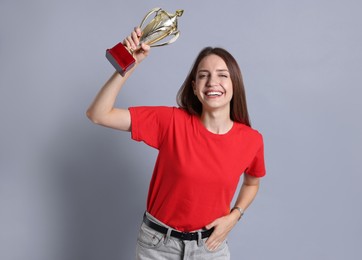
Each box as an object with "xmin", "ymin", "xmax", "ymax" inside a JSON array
[
  {"xmin": 122, "ymin": 27, "xmax": 149, "ymax": 64},
  {"xmin": 106, "ymin": 8, "xmax": 184, "ymax": 75}
]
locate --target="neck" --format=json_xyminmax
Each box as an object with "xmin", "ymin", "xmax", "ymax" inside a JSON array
[{"xmin": 200, "ymin": 111, "xmax": 233, "ymax": 134}]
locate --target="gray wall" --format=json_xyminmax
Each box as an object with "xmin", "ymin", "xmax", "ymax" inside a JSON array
[{"xmin": 1, "ymin": 0, "xmax": 361, "ymax": 259}]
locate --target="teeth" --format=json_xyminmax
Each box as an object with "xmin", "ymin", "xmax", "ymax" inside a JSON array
[{"xmin": 206, "ymin": 91, "xmax": 222, "ymax": 96}]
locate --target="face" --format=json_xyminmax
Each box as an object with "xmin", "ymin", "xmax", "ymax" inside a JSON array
[{"xmin": 192, "ymin": 54, "xmax": 233, "ymax": 114}]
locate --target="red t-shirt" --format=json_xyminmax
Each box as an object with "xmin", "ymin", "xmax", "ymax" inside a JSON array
[{"xmin": 129, "ymin": 106, "xmax": 266, "ymax": 231}]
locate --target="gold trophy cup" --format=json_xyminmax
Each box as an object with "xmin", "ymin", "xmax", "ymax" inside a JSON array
[{"xmin": 106, "ymin": 8, "xmax": 184, "ymax": 75}]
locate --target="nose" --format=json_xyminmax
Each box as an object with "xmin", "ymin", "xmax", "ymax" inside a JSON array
[{"xmin": 206, "ymin": 74, "xmax": 218, "ymax": 87}]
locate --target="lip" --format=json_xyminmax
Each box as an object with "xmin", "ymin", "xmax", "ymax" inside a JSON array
[{"xmin": 204, "ymin": 90, "xmax": 224, "ymax": 97}]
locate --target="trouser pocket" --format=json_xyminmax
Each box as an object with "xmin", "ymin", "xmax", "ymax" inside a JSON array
[
  {"xmin": 137, "ymin": 222, "xmax": 164, "ymax": 249},
  {"xmin": 202, "ymin": 238, "xmax": 229, "ymax": 254}
]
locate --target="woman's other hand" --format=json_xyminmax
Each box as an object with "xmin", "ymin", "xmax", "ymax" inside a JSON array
[{"xmin": 204, "ymin": 212, "xmax": 239, "ymax": 251}]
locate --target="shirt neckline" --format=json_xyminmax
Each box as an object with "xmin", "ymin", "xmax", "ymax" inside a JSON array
[{"xmin": 193, "ymin": 115, "xmax": 236, "ymax": 138}]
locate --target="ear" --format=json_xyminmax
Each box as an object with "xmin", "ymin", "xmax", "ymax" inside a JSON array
[{"xmin": 192, "ymin": 81, "xmax": 196, "ymax": 94}]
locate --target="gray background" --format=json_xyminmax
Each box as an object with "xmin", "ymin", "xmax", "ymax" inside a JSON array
[{"xmin": 1, "ymin": 0, "xmax": 361, "ymax": 259}]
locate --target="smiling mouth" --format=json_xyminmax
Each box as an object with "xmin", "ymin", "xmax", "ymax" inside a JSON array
[{"xmin": 205, "ymin": 91, "xmax": 223, "ymax": 97}]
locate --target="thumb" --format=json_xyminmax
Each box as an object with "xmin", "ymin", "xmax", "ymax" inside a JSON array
[
  {"xmin": 134, "ymin": 43, "xmax": 150, "ymax": 63},
  {"xmin": 140, "ymin": 42, "xmax": 150, "ymax": 52},
  {"xmin": 205, "ymin": 220, "xmax": 217, "ymax": 230},
  {"xmin": 138, "ymin": 43, "xmax": 150, "ymax": 56}
]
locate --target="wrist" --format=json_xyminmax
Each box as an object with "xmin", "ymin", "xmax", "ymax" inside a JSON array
[{"xmin": 230, "ymin": 206, "xmax": 244, "ymax": 221}]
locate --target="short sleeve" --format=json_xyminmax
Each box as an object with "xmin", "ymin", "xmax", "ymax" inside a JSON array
[
  {"xmin": 245, "ymin": 135, "xmax": 266, "ymax": 178},
  {"xmin": 128, "ymin": 106, "xmax": 174, "ymax": 149}
]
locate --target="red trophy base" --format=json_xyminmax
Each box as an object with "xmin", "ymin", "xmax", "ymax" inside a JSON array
[{"xmin": 106, "ymin": 42, "xmax": 135, "ymax": 75}]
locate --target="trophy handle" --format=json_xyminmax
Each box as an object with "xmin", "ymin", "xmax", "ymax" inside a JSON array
[
  {"xmin": 139, "ymin": 7, "xmax": 162, "ymax": 29},
  {"xmin": 149, "ymin": 31, "xmax": 180, "ymax": 47}
]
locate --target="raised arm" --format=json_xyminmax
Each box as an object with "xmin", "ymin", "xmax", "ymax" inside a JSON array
[{"xmin": 86, "ymin": 27, "xmax": 150, "ymax": 131}]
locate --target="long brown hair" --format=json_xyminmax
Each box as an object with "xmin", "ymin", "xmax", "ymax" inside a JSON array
[{"xmin": 176, "ymin": 47, "xmax": 251, "ymax": 126}]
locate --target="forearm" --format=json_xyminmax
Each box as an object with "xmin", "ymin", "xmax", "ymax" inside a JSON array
[
  {"xmin": 205, "ymin": 177, "xmax": 260, "ymax": 250},
  {"xmin": 87, "ymin": 27, "xmax": 148, "ymax": 127},
  {"xmin": 86, "ymin": 68, "xmax": 135, "ymax": 123},
  {"xmin": 231, "ymin": 175, "xmax": 260, "ymax": 220}
]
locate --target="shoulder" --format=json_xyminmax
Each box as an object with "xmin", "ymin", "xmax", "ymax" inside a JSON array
[
  {"xmin": 174, "ymin": 107, "xmax": 192, "ymax": 117},
  {"xmin": 171, "ymin": 106, "xmax": 189, "ymax": 114},
  {"xmin": 234, "ymin": 123, "xmax": 264, "ymax": 144},
  {"xmin": 130, "ymin": 106, "xmax": 188, "ymax": 113},
  {"xmin": 129, "ymin": 106, "xmax": 174, "ymax": 116},
  {"xmin": 129, "ymin": 106, "xmax": 192, "ymax": 122},
  {"xmin": 155, "ymin": 106, "xmax": 191, "ymax": 120}
]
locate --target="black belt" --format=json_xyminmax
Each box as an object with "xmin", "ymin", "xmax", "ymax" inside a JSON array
[{"xmin": 143, "ymin": 214, "xmax": 214, "ymax": 241}]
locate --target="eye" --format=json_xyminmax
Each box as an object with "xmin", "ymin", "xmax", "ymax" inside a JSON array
[
  {"xmin": 219, "ymin": 74, "xmax": 229, "ymax": 78},
  {"xmin": 198, "ymin": 73, "xmax": 208, "ymax": 79}
]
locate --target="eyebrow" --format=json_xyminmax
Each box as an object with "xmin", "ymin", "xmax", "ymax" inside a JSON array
[{"xmin": 197, "ymin": 69, "xmax": 229, "ymax": 73}]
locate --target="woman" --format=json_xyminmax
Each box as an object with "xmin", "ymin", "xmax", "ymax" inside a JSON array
[{"xmin": 87, "ymin": 27, "xmax": 266, "ymax": 260}]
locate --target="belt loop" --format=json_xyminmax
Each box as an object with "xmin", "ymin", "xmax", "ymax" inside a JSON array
[
  {"xmin": 164, "ymin": 228, "xmax": 172, "ymax": 245},
  {"xmin": 197, "ymin": 231, "xmax": 202, "ymax": 247}
]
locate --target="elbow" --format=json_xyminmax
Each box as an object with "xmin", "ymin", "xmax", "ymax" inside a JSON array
[{"xmin": 86, "ymin": 109, "xmax": 100, "ymax": 124}]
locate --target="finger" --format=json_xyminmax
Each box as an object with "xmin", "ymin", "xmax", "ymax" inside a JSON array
[
  {"xmin": 205, "ymin": 233, "xmax": 217, "ymax": 248},
  {"xmin": 135, "ymin": 27, "xmax": 142, "ymax": 37},
  {"xmin": 212, "ymin": 242, "xmax": 222, "ymax": 251},
  {"xmin": 124, "ymin": 36, "xmax": 134, "ymax": 50},
  {"xmin": 205, "ymin": 228, "xmax": 227, "ymax": 249},
  {"xmin": 209, "ymin": 237, "xmax": 224, "ymax": 251},
  {"xmin": 131, "ymin": 31, "xmax": 139, "ymax": 47},
  {"xmin": 205, "ymin": 220, "xmax": 216, "ymax": 230},
  {"xmin": 208, "ymin": 242, "xmax": 217, "ymax": 251},
  {"xmin": 206, "ymin": 239, "xmax": 221, "ymax": 251}
]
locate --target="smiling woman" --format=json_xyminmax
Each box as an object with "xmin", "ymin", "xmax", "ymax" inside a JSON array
[
  {"xmin": 191, "ymin": 55, "xmax": 234, "ymax": 125},
  {"xmin": 86, "ymin": 27, "xmax": 266, "ymax": 260},
  {"xmin": 177, "ymin": 47, "xmax": 251, "ymax": 128}
]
